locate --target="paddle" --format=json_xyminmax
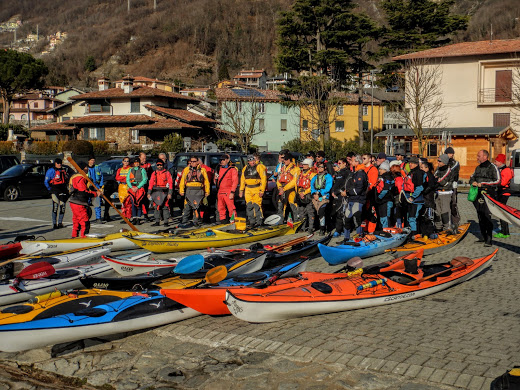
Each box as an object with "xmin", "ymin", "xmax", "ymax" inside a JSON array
[
  {"xmin": 205, "ymin": 265, "xmax": 228, "ymax": 284},
  {"xmin": 174, "ymin": 254, "xmax": 205, "ymax": 274},
  {"xmin": 268, "ymin": 234, "xmax": 312, "ymax": 252},
  {"xmin": 66, "ymin": 156, "xmax": 139, "ymax": 232},
  {"xmin": 407, "ymin": 256, "xmax": 474, "ymax": 286},
  {"xmin": 16, "ymin": 261, "xmax": 56, "ymax": 279},
  {"xmin": 0, "ymin": 248, "xmax": 45, "ymax": 268},
  {"xmin": 253, "ymin": 260, "xmax": 307, "ymax": 289}
]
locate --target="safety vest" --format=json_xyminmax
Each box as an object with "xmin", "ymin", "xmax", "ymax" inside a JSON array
[
  {"xmin": 297, "ymin": 170, "xmax": 312, "ymax": 189},
  {"xmin": 376, "ymin": 177, "xmax": 384, "ymax": 193},
  {"xmin": 154, "ymin": 170, "xmax": 170, "ymax": 188},
  {"xmin": 244, "ymin": 165, "xmax": 261, "ymax": 180},
  {"xmin": 186, "ymin": 167, "xmax": 204, "ymax": 183},
  {"xmin": 50, "ymin": 169, "xmax": 67, "ymax": 186},
  {"xmin": 129, "ymin": 168, "xmax": 144, "ymax": 186},
  {"xmin": 279, "ymin": 164, "xmax": 295, "ymax": 184},
  {"xmin": 403, "ymin": 174, "xmax": 414, "ymax": 193},
  {"xmin": 118, "ymin": 167, "xmax": 130, "ymax": 179},
  {"xmin": 314, "ymin": 174, "xmax": 327, "ymax": 190}
]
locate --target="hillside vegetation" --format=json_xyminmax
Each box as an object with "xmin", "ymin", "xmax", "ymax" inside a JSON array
[{"xmin": 0, "ymin": 0, "xmax": 518, "ymax": 87}]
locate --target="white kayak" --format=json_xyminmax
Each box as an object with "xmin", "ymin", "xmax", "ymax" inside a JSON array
[
  {"xmin": 17, "ymin": 247, "xmax": 111, "ymax": 270},
  {"xmin": 0, "ymin": 263, "xmax": 115, "ymax": 306}
]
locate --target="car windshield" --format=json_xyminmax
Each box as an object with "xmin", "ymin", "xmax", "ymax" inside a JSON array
[
  {"xmin": 0, "ymin": 165, "xmax": 26, "ymax": 176},
  {"xmin": 261, "ymin": 154, "xmax": 279, "ymax": 168},
  {"xmin": 98, "ymin": 161, "xmax": 122, "ymax": 176},
  {"xmin": 174, "ymin": 155, "xmax": 202, "ymax": 170}
]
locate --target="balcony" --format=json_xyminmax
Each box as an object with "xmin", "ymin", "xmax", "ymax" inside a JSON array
[{"xmin": 478, "ymin": 87, "xmax": 519, "ymax": 105}]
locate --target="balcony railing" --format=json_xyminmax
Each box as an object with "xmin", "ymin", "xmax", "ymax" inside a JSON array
[{"xmin": 478, "ymin": 87, "xmax": 520, "ymax": 104}]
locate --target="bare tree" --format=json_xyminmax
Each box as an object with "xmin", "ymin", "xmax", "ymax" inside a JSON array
[
  {"xmin": 511, "ymin": 65, "xmax": 520, "ymax": 128},
  {"xmin": 220, "ymin": 92, "xmax": 264, "ymax": 153},
  {"xmin": 400, "ymin": 58, "xmax": 446, "ymax": 156}
]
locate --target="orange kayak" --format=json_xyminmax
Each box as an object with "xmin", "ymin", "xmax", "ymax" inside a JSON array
[
  {"xmin": 163, "ymin": 250, "xmax": 422, "ymax": 316},
  {"xmin": 220, "ymin": 248, "xmax": 497, "ymax": 322}
]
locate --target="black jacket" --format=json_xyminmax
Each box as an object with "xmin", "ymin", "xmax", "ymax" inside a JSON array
[
  {"xmin": 345, "ymin": 168, "xmax": 368, "ymax": 204},
  {"xmin": 331, "ymin": 168, "xmax": 352, "ymax": 197},
  {"xmin": 470, "ymin": 160, "xmax": 500, "ymax": 195}
]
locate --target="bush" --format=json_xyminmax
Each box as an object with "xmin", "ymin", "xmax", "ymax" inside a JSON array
[
  {"xmin": 28, "ymin": 141, "xmax": 58, "ymax": 155},
  {"xmin": 282, "ymin": 138, "xmax": 383, "ymax": 161},
  {"xmin": 161, "ymin": 133, "xmax": 184, "ymax": 153},
  {"xmin": 0, "ymin": 124, "xmax": 29, "ymax": 141},
  {"xmin": 90, "ymin": 140, "xmax": 111, "ymax": 155},
  {"xmin": 0, "ymin": 141, "xmax": 14, "ymax": 154},
  {"xmin": 216, "ymin": 139, "xmax": 235, "ymax": 151},
  {"xmin": 61, "ymin": 140, "xmax": 94, "ymax": 155}
]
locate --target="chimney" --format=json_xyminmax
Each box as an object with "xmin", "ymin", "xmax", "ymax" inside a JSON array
[
  {"xmin": 7, "ymin": 129, "xmax": 14, "ymax": 141},
  {"xmin": 98, "ymin": 77, "xmax": 110, "ymax": 91},
  {"xmin": 122, "ymin": 75, "xmax": 134, "ymax": 94}
]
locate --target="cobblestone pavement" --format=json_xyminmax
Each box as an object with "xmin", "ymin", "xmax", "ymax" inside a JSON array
[{"xmin": 0, "ymin": 195, "xmax": 518, "ymax": 389}]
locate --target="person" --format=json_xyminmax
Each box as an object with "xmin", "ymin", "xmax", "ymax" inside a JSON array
[
  {"xmin": 148, "ymin": 160, "xmax": 173, "ymax": 227},
  {"xmin": 420, "ymin": 159, "xmax": 438, "ymax": 238},
  {"xmin": 254, "ymin": 152, "xmax": 267, "ymax": 175},
  {"xmin": 470, "ymin": 150, "xmax": 501, "ymax": 246},
  {"xmin": 276, "ymin": 153, "xmax": 300, "ymax": 222},
  {"xmin": 115, "ymin": 157, "xmax": 132, "ymax": 223},
  {"xmin": 44, "ymin": 158, "xmax": 69, "ymax": 229},
  {"xmin": 444, "ymin": 147, "xmax": 460, "ymax": 230},
  {"xmin": 374, "ymin": 161, "xmax": 394, "ymax": 228},
  {"xmin": 69, "ymin": 162, "xmax": 101, "ymax": 238},
  {"xmin": 362, "ymin": 153, "xmax": 379, "ymax": 233},
  {"xmin": 239, "ymin": 155, "xmax": 267, "ymax": 228},
  {"xmin": 158, "ymin": 152, "xmax": 173, "ymax": 171},
  {"xmin": 315, "ymin": 150, "xmax": 333, "ymax": 174},
  {"xmin": 215, "ymin": 154, "xmax": 239, "ymax": 223},
  {"xmin": 401, "ymin": 156, "xmax": 426, "ymax": 237},
  {"xmin": 434, "ymin": 154, "xmax": 455, "ymax": 234},
  {"xmin": 375, "ymin": 152, "xmax": 388, "ymax": 168},
  {"xmin": 86, "ymin": 155, "xmax": 104, "ymax": 224},
  {"xmin": 331, "ymin": 158, "xmax": 351, "ymax": 237},
  {"xmin": 494, "ymin": 153, "xmax": 513, "ymax": 238},
  {"xmin": 139, "ymin": 152, "xmax": 153, "ymax": 222},
  {"xmin": 179, "ymin": 156, "xmax": 210, "ymax": 226},
  {"xmin": 305, "ymin": 151, "xmax": 316, "ymax": 165},
  {"xmin": 342, "ymin": 155, "xmax": 368, "ymax": 241},
  {"xmin": 346, "ymin": 152, "xmax": 356, "ymax": 172},
  {"xmin": 311, "ymin": 162, "xmax": 333, "ymax": 235},
  {"xmin": 126, "ymin": 157, "xmax": 148, "ymax": 225},
  {"xmin": 389, "ymin": 160, "xmax": 404, "ymax": 228},
  {"xmin": 395, "ymin": 150, "xmax": 406, "ymax": 170},
  {"xmin": 295, "ymin": 158, "xmax": 316, "ymax": 232}
]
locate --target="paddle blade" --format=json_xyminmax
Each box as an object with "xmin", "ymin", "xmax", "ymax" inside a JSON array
[
  {"xmin": 16, "ymin": 261, "xmax": 55, "ymax": 279},
  {"xmin": 175, "ymin": 254, "xmax": 205, "ymax": 274},
  {"xmin": 205, "ymin": 265, "xmax": 228, "ymax": 284},
  {"xmin": 347, "ymin": 257, "xmax": 363, "ymax": 269},
  {"xmin": 264, "ymin": 214, "xmax": 282, "ymax": 226}
]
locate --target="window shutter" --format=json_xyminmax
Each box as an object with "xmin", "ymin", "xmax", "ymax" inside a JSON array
[
  {"xmin": 493, "ymin": 113, "xmax": 510, "ymax": 127},
  {"xmin": 99, "ymin": 128, "xmax": 105, "ymax": 140},
  {"xmin": 83, "ymin": 128, "xmax": 89, "ymax": 140},
  {"xmin": 495, "ymin": 70, "xmax": 512, "ymax": 102}
]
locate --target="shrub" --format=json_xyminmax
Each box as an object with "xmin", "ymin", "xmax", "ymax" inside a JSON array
[
  {"xmin": 0, "ymin": 141, "xmax": 14, "ymax": 154},
  {"xmin": 90, "ymin": 140, "xmax": 111, "ymax": 155},
  {"xmin": 282, "ymin": 138, "xmax": 382, "ymax": 161},
  {"xmin": 61, "ymin": 140, "xmax": 94, "ymax": 155},
  {"xmin": 0, "ymin": 124, "xmax": 28, "ymax": 141},
  {"xmin": 161, "ymin": 133, "xmax": 184, "ymax": 153},
  {"xmin": 216, "ymin": 139, "xmax": 235, "ymax": 151},
  {"xmin": 28, "ymin": 141, "xmax": 58, "ymax": 155}
]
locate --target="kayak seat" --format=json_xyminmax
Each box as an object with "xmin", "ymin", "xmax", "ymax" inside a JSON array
[
  {"xmin": 233, "ymin": 272, "xmax": 268, "ymax": 282},
  {"xmin": 26, "ymin": 258, "xmax": 61, "ymax": 266},
  {"xmin": 249, "ymin": 243, "xmax": 264, "ymax": 251},
  {"xmin": 49, "ymin": 270, "xmax": 81, "ymax": 279},
  {"xmin": 421, "ymin": 264, "xmax": 451, "ymax": 277},
  {"xmin": 292, "ymin": 242, "xmax": 306, "ymax": 250},
  {"xmin": 379, "ymin": 271, "xmax": 415, "ymax": 284},
  {"xmin": 75, "ymin": 307, "xmax": 107, "ymax": 317},
  {"xmin": 1, "ymin": 304, "xmax": 33, "ymax": 315}
]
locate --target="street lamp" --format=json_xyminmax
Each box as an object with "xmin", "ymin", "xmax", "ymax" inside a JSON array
[{"xmin": 370, "ymin": 69, "xmax": 380, "ymax": 154}]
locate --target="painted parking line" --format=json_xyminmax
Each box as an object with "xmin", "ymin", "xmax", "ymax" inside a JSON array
[{"xmin": 0, "ymin": 217, "xmax": 116, "ymax": 229}]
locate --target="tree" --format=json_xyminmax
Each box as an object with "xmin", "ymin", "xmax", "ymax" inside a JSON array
[
  {"xmin": 220, "ymin": 91, "xmax": 264, "ymax": 153},
  {"xmin": 162, "ymin": 132, "xmax": 184, "ymax": 153},
  {"xmin": 400, "ymin": 58, "xmax": 446, "ymax": 156},
  {"xmin": 84, "ymin": 55, "xmax": 96, "ymax": 72},
  {"xmin": 276, "ymin": 0, "xmax": 380, "ymax": 146},
  {"xmin": 0, "ymin": 50, "xmax": 48, "ymax": 124}
]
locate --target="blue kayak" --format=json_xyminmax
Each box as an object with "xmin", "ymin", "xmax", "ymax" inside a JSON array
[
  {"xmin": 318, "ymin": 229, "xmax": 411, "ymax": 265},
  {"xmin": 0, "ymin": 290, "xmax": 199, "ymax": 352}
]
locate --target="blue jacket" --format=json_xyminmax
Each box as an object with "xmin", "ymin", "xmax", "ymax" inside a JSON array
[
  {"xmin": 87, "ymin": 165, "xmax": 104, "ymax": 188},
  {"xmin": 44, "ymin": 167, "xmax": 69, "ymax": 191},
  {"xmin": 310, "ymin": 173, "xmax": 333, "ymax": 199}
]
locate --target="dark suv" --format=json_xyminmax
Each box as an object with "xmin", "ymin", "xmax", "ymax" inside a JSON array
[{"xmin": 0, "ymin": 155, "xmax": 20, "ymax": 175}]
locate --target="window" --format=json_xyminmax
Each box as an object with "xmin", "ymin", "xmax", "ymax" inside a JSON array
[
  {"xmin": 363, "ymin": 121, "xmax": 369, "ymax": 132},
  {"xmin": 258, "ymin": 118, "xmax": 265, "ymax": 132},
  {"xmin": 362, "ymin": 105, "xmax": 368, "ymax": 116},
  {"xmin": 33, "ymin": 102, "xmax": 38, "ymax": 108},
  {"xmin": 83, "ymin": 128, "xmax": 105, "ymax": 140},
  {"xmin": 280, "ymin": 105, "xmax": 288, "ymax": 114},
  {"xmin": 21, "ymin": 114, "xmax": 27, "ymax": 120},
  {"xmin": 131, "ymin": 98, "xmax": 140, "ymax": 113},
  {"xmin": 131, "ymin": 129, "xmax": 139, "ymax": 143},
  {"xmin": 495, "ymin": 70, "xmax": 512, "ymax": 102},
  {"xmin": 281, "ymin": 119, "xmax": 287, "ymax": 131},
  {"xmin": 258, "ymin": 103, "xmax": 265, "ymax": 113},
  {"xmin": 237, "ymin": 102, "xmax": 242, "ymax": 112},
  {"xmin": 89, "ymin": 101, "xmax": 110, "ymax": 113},
  {"xmin": 62, "ymin": 117, "xmax": 70, "ymax": 121},
  {"xmin": 493, "ymin": 113, "xmax": 510, "ymax": 127},
  {"xmin": 336, "ymin": 105, "xmax": 344, "ymax": 115},
  {"xmin": 335, "ymin": 120, "xmax": 345, "ymax": 132},
  {"xmin": 427, "ymin": 142, "xmax": 438, "ymax": 157},
  {"xmin": 302, "ymin": 120, "xmax": 308, "ymax": 132}
]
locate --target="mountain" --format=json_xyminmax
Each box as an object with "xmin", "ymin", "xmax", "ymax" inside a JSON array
[{"xmin": 0, "ymin": 0, "xmax": 518, "ymax": 87}]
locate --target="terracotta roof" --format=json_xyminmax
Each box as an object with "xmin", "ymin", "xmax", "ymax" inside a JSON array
[
  {"xmin": 115, "ymin": 76, "xmax": 166, "ymax": 83},
  {"xmin": 132, "ymin": 119, "xmax": 200, "ymax": 130},
  {"xmin": 180, "ymin": 88, "xmax": 209, "ymax": 92},
  {"xmin": 29, "ymin": 122, "xmax": 75, "ymax": 131},
  {"xmin": 64, "ymin": 115, "xmax": 153, "ymax": 125},
  {"xmin": 145, "ymin": 105, "xmax": 217, "ymax": 123},
  {"xmin": 375, "ymin": 126, "xmax": 517, "ymax": 138},
  {"xmin": 234, "ymin": 74, "xmax": 262, "ymax": 79},
  {"xmin": 15, "ymin": 94, "xmax": 63, "ymax": 103},
  {"xmin": 215, "ymin": 87, "xmax": 287, "ymax": 102},
  {"xmin": 393, "ymin": 38, "xmax": 520, "ymax": 61},
  {"xmin": 70, "ymin": 86, "xmax": 199, "ymax": 102}
]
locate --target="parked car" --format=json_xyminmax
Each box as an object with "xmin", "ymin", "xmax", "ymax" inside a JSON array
[
  {"xmin": 0, "ymin": 163, "xmax": 53, "ymax": 201},
  {"xmin": 0, "ymin": 155, "xmax": 20, "ymax": 175},
  {"xmin": 510, "ymin": 149, "xmax": 520, "ymax": 193},
  {"xmin": 97, "ymin": 158, "xmax": 125, "ymax": 204},
  {"xmin": 260, "ymin": 152, "xmax": 303, "ymax": 175}
]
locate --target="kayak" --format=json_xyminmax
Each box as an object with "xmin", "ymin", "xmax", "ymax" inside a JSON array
[
  {"xmin": 18, "ymin": 224, "xmax": 231, "ymax": 255},
  {"xmin": 161, "ymin": 260, "xmax": 308, "ymax": 315},
  {"xmin": 0, "ymin": 290, "xmax": 199, "ymax": 352},
  {"xmin": 122, "ymin": 222, "xmax": 303, "ymax": 253},
  {"xmin": 0, "ymin": 289, "xmax": 135, "ymax": 325},
  {"xmin": 223, "ymin": 248, "xmax": 497, "ymax": 323},
  {"xmin": 0, "ymin": 263, "xmax": 115, "ymax": 306},
  {"xmin": 0, "ymin": 242, "xmax": 22, "ymax": 259},
  {"xmin": 318, "ymin": 228, "xmax": 410, "ymax": 265},
  {"xmin": 80, "ymin": 253, "xmax": 267, "ymax": 291},
  {"xmin": 484, "ymin": 193, "xmax": 520, "ymax": 228},
  {"xmin": 387, "ymin": 223, "xmax": 470, "ymax": 256}
]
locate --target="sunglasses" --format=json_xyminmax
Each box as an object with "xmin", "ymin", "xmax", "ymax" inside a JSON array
[{"xmin": 190, "ymin": 160, "xmax": 198, "ymax": 163}]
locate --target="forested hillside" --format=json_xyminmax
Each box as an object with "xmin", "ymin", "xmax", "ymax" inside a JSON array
[{"xmin": 0, "ymin": 0, "xmax": 518, "ymax": 87}]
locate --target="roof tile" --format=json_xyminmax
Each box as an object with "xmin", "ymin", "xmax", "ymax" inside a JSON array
[
  {"xmin": 145, "ymin": 105, "xmax": 216, "ymax": 123},
  {"xmin": 70, "ymin": 86, "xmax": 199, "ymax": 102}
]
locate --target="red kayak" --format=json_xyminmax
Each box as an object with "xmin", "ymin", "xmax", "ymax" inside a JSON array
[
  {"xmin": 0, "ymin": 242, "xmax": 22, "ymax": 260},
  {"xmin": 484, "ymin": 193, "xmax": 520, "ymax": 228}
]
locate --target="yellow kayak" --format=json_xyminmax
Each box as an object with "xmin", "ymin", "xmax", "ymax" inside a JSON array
[
  {"xmin": 387, "ymin": 223, "xmax": 470, "ymax": 256},
  {"xmin": 123, "ymin": 222, "xmax": 303, "ymax": 253},
  {"xmin": 20, "ymin": 224, "xmax": 231, "ymax": 254},
  {"xmin": 0, "ymin": 289, "xmax": 134, "ymax": 325}
]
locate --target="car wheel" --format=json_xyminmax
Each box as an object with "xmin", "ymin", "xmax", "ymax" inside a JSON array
[{"xmin": 4, "ymin": 185, "xmax": 20, "ymax": 201}]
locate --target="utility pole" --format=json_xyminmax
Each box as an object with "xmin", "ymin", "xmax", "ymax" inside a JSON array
[
  {"xmin": 37, "ymin": 24, "xmax": 39, "ymax": 40},
  {"xmin": 370, "ymin": 70, "xmax": 375, "ymax": 154},
  {"xmin": 153, "ymin": 0, "xmax": 157, "ymax": 11},
  {"xmin": 128, "ymin": 0, "xmax": 131, "ymax": 13}
]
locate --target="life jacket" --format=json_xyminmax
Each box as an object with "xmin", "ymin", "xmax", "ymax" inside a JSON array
[
  {"xmin": 186, "ymin": 167, "xmax": 204, "ymax": 183},
  {"xmin": 129, "ymin": 168, "xmax": 144, "ymax": 186},
  {"xmin": 154, "ymin": 170, "xmax": 170, "ymax": 188},
  {"xmin": 68, "ymin": 174, "xmax": 92, "ymax": 205},
  {"xmin": 50, "ymin": 169, "xmax": 67, "ymax": 186},
  {"xmin": 395, "ymin": 176, "xmax": 404, "ymax": 192},
  {"xmin": 376, "ymin": 177, "xmax": 385, "ymax": 194},
  {"xmin": 297, "ymin": 170, "xmax": 312, "ymax": 189},
  {"xmin": 118, "ymin": 167, "xmax": 130, "ymax": 181},
  {"xmin": 279, "ymin": 164, "xmax": 295, "ymax": 184},
  {"xmin": 314, "ymin": 174, "xmax": 327, "ymax": 190},
  {"xmin": 403, "ymin": 173, "xmax": 415, "ymax": 193},
  {"xmin": 244, "ymin": 165, "xmax": 261, "ymax": 180}
]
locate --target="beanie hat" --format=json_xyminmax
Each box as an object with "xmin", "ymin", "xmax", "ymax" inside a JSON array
[
  {"xmin": 302, "ymin": 158, "xmax": 314, "ymax": 166},
  {"xmin": 377, "ymin": 152, "xmax": 387, "ymax": 160},
  {"xmin": 438, "ymin": 154, "xmax": 450, "ymax": 165},
  {"xmin": 495, "ymin": 154, "xmax": 506, "ymax": 164},
  {"xmin": 379, "ymin": 161, "xmax": 390, "ymax": 172},
  {"xmin": 444, "ymin": 147, "xmax": 455, "ymax": 154}
]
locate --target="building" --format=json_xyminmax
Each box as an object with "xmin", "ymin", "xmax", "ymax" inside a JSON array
[
  {"xmin": 180, "ymin": 88, "xmax": 210, "ymax": 98},
  {"xmin": 232, "ymin": 69, "xmax": 268, "ymax": 89},
  {"xmin": 216, "ymin": 86, "xmax": 299, "ymax": 152},
  {"xmin": 375, "ymin": 38, "xmax": 520, "ymax": 180},
  {"xmin": 9, "ymin": 93, "xmax": 63, "ymax": 127},
  {"xmin": 114, "ymin": 76, "xmax": 178, "ymax": 93},
  {"xmin": 300, "ymin": 92, "xmax": 384, "ymax": 143}
]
